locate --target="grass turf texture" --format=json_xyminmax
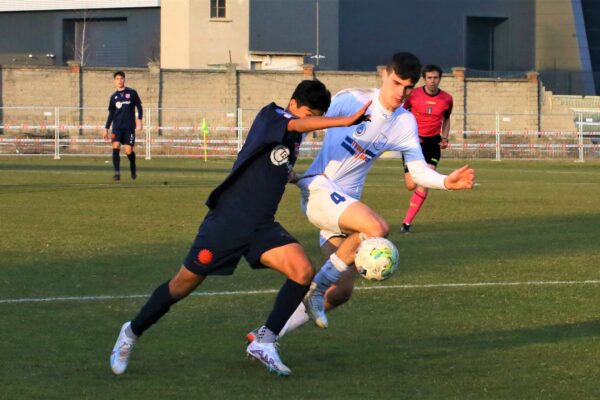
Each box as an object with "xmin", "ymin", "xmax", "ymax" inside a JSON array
[{"xmin": 0, "ymin": 157, "xmax": 599, "ymax": 399}]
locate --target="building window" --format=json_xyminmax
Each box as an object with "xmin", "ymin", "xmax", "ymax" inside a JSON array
[{"xmin": 211, "ymin": 0, "xmax": 226, "ymax": 18}]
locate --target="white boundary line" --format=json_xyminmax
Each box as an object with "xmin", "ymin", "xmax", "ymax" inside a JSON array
[{"xmin": 2, "ymin": 280, "xmax": 599, "ymax": 305}]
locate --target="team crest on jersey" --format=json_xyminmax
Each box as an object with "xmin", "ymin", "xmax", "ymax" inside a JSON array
[
  {"xmin": 372, "ymin": 133, "xmax": 388, "ymax": 151},
  {"xmin": 270, "ymin": 145, "xmax": 290, "ymax": 166},
  {"xmin": 354, "ymin": 123, "xmax": 367, "ymax": 137},
  {"xmin": 125, "ymin": 93, "xmax": 131, "ymax": 99}
]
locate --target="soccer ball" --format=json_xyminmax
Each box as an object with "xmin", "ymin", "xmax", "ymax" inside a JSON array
[{"xmin": 355, "ymin": 237, "xmax": 399, "ymax": 281}]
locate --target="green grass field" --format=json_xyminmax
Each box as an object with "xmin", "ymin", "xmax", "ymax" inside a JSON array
[{"xmin": 1, "ymin": 157, "xmax": 599, "ymax": 399}]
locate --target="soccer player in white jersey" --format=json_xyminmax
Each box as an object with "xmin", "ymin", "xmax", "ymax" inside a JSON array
[{"xmin": 282, "ymin": 52, "xmax": 475, "ymax": 332}]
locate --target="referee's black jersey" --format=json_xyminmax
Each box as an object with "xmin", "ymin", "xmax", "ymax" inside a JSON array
[
  {"xmin": 105, "ymin": 87, "xmax": 143, "ymax": 131},
  {"xmin": 206, "ymin": 103, "xmax": 302, "ymax": 222}
]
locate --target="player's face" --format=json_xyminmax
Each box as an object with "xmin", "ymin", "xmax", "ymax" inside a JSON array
[
  {"xmin": 113, "ymin": 75, "xmax": 125, "ymax": 90},
  {"xmin": 424, "ymin": 71, "xmax": 441, "ymax": 94},
  {"xmin": 288, "ymin": 100, "xmax": 324, "ymax": 118},
  {"xmin": 380, "ymin": 70, "xmax": 415, "ymax": 111}
]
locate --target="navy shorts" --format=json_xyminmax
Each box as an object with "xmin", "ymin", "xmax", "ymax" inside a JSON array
[
  {"xmin": 403, "ymin": 135, "xmax": 442, "ymax": 172},
  {"xmin": 183, "ymin": 210, "xmax": 298, "ymax": 276},
  {"xmin": 111, "ymin": 129, "xmax": 136, "ymax": 146}
]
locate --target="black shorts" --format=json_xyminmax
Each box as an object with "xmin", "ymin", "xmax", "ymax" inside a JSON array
[
  {"xmin": 183, "ymin": 210, "xmax": 298, "ymax": 276},
  {"xmin": 111, "ymin": 129, "xmax": 136, "ymax": 146},
  {"xmin": 403, "ymin": 135, "xmax": 441, "ymax": 173}
]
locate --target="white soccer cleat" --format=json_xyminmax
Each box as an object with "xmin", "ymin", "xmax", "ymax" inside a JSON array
[
  {"xmin": 110, "ymin": 321, "xmax": 137, "ymax": 375},
  {"xmin": 246, "ymin": 340, "xmax": 292, "ymax": 377},
  {"xmin": 303, "ymin": 284, "xmax": 328, "ymax": 329}
]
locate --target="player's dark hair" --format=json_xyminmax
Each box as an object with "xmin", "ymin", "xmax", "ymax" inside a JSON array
[
  {"xmin": 291, "ymin": 80, "xmax": 331, "ymax": 113},
  {"xmin": 113, "ymin": 71, "xmax": 125, "ymax": 79},
  {"xmin": 387, "ymin": 52, "xmax": 422, "ymax": 84},
  {"xmin": 422, "ymin": 64, "xmax": 443, "ymax": 79}
]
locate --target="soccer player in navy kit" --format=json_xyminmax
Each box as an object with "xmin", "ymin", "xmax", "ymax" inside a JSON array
[
  {"xmin": 109, "ymin": 80, "xmax": 371, "ymax": 377},
  {"xmin": 103, "ymin": 71, "xmax": 143, "ymax": 181}
]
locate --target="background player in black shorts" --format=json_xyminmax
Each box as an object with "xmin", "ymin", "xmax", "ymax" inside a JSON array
[
  {"xmin": 109, "ymin": 80, "xmax": 371, "ymax": 377},
  {"xmin": 103, "ymin": 71, "xmax": 143, "ymax": 181}
]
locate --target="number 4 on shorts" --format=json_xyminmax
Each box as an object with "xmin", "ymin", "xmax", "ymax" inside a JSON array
[{"xmin": 330, "ymin": 192, "xmax": 346, "ymax": 204}]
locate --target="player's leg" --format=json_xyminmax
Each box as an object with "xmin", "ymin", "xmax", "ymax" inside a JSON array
[
  {"xmin": 111, "ymin": 135, "xmax": 121, "ymax": 181},
  {"xmin": 306, "ymin": 201, "xmax": 387, "ymax": 328},
  {"xmin": 274, "ymin": 236, "xmax": 355, "ymax": 337},
  {"xmin": 401, "ymin": 139, "xmax": 440, "ymax": 233},
  {"xmin": 110, "ymin": 266, "xmax": 205, "ymax": 375},
  {"xmin": 123, "ymin": 132, "xmax": 137, "ymax": 179},
  {"xmin": 401, "ymin": 164, "xmax": 435, "ymax": 233},
  {"xmin": 246, "ymin": 241, "xmax": 313, "ymax": 376},
  {"xmin": 322, "ymin": 236, "xmax": 357, "ymax": 309}
]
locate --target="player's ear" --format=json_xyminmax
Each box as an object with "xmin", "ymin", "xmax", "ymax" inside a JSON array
[{"xmin": 287, "ymin": 99, "xmax": 298, "ymax": 113}]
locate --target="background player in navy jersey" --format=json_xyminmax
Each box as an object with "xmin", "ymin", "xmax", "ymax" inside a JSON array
[
  {"xmin": 400, "ymin": 64, "xmax": 454, "ymax": 233},
  {"xmin": 103, "ymin": 71, "xmax": 143, "ymax": 181},
  {"xmin": 109, "ymin": 80, "xmax": 371, "ymax": 377}
]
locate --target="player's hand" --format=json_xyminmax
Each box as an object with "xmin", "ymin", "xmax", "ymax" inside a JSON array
[
  {"xmin": 136, "ymin": 120, "xmax": 143, "ymax": 130},
  {"xmin": 288, "ymin": 170, "xmax": 302, "ymax": 184},
  {"xmin": 103, "ymin": 130, "xmax": 109, "ymax": 140},
  {"xmin": 444, "ymin": 165, "xmax": 475, "ymax": 190},
  {"xmin": 345, "ymin": 100, "xmax": 372, "ymax": 126},
  {"xmin": 440, "ymin": 137, "xmax": 449, "ymax": 149}
]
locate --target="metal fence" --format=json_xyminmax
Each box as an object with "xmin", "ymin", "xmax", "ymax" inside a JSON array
[{"xmin": 0, "ymin": 107, "xmax": 599, "ymax": 161}]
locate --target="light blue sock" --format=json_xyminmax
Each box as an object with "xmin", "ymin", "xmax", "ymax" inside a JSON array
[{"xmin": 313, "ymin": 254, "xmax": 348, "ymax": 294}]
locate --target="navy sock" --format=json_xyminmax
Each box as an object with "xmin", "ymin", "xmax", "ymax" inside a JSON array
[
  {"xmin": 130, "ymin": 281, "xmax": 178, "ymax": 337},
  {"xmin": 265, "ymin": 279, "xmax": 310, "ymax": 335},
  {"xmin": 112, "ymin": 149, "xmax": 120, "ymax": 174},
  {"xmin": 127, "ymin": 151, "xmax": 136, "ymax": 176}
]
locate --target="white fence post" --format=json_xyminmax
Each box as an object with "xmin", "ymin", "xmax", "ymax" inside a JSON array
[
  {"xmin": 145, "ymin": 108, "xmax": 151, "ymax": 160},
  {"xmin": 54, "ymin": 107, "xmax": 60, "ymax": 159},
  {"xmin": 237, "ymin": 108, "xmax": 243, "ymax": 152},
  {"xmin": 577, "ymin": 110, "xmax": 584, "ymax": 162},
  {"xmin": 495, "ymin": 112, "xmax": 501, "ymax": 161}
]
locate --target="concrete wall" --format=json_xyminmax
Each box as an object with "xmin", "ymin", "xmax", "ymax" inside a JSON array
[
  {"xmin": 162, "ymin": 0, "xmax": 250, "ymax": 69},
  {"xmin": 0, "ymin": 64, "xmax": 578, "ymax": 137},
  {"xmin": 0, "ymin": 8, "xmax": 159, "ymax": 67}
]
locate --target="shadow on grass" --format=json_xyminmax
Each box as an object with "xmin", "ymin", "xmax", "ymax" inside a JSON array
[{"xmin": 422, "ymin": 319, "xmax": 600, "ymax": 354}]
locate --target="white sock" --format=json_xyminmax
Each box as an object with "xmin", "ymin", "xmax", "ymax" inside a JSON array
[
  {"xmin": 279, "ymin": 302, "xmax": 310, "ymax": 337},
  {"xmin": 313, "ymin": 253, "xmax": 349, "ymax": 295}
]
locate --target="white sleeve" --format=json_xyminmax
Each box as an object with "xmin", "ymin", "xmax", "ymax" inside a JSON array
[{"xmin": 405, "ymin": 159, "xmax": 448, "ymax": 190}]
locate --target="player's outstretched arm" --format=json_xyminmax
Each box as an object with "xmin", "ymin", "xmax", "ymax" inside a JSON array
[
  {"xmin": 287, "ymin": 100, "xmax": 372, "ymax": 133},
  {"xmin": 443, "ymin": 165, "xmax": 475, "ymax": 190}
]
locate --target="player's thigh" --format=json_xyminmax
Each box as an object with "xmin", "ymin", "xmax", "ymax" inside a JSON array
[
  {"xmin": 302, "ymin": 176, "xmax": 358, "ymax": 235},
  {"xmin": 338, "ymin": 201, "xmax": 389, "ymax": 237},
  {"xmin": 260, "ymin": 242, "xmax": 314, "ymax": 285}
]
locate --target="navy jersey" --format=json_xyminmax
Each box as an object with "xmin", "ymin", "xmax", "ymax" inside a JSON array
[
  {"xmin": 206, "ymin": 103, "xmax": 302, "ymax": 221},
  {"xmin": 105, "ymin": 87, "xmax": 143, "ymax": 131}
]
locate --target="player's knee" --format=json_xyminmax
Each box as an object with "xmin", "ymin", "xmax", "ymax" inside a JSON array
[
  {"xmin": 169, "ymin": 270, "xmax": 202, "ymax": 299},
  {"xmin": 363, "ymin": 218, "xmax": 389, "ymax": 238},
  {"xmin": 405, "ymin": 180, "xmax": 417, "ymax": 191},
  {"xmin": 288, "ymin": 263, "xmax": 314, "ymax": 285},
  {"xmin": 326, "ymin": 284, "xmax": 354, "ymax": 307}
]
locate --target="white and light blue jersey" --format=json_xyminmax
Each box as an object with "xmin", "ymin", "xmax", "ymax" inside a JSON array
[{"xmin": 303, "ymin": 88, "xmax": 425, "ymax": 199}]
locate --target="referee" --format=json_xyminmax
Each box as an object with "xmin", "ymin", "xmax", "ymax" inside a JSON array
[{"xmin": 103, "ymin": 71, "xmax": 143, "ymax": 181}]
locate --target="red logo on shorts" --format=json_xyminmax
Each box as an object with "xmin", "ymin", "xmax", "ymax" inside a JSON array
[{"xmin": 197, "ymin": 249, "xmax": 214, "ymax": 265}]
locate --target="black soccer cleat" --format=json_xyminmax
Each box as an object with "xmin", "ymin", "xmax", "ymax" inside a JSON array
[
  {"xmin": 400, "ymin": 223, "xmax": 412, "ymax": 234},
  {"xmin": 112, "ymin": 174, "xmax": 121, "ymax": 182},
  {"xmin": 131, "ymin": 172, "xmax": 137, "ymax": 180}
]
